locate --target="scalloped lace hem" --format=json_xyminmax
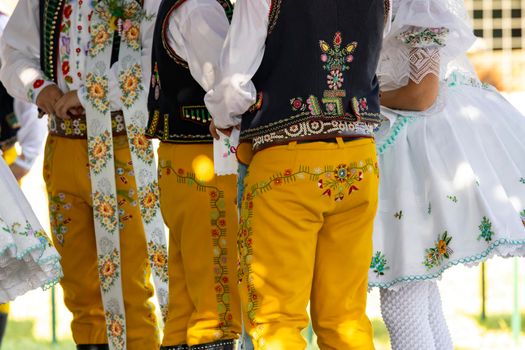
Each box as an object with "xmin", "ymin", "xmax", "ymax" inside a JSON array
[
  {"xmin": 0, "ymin": 243, "xmax": 62, "ymax": 303},
  {"xmin": 369, "ymin": 238, "xmax": 525, "ymax": 292}
]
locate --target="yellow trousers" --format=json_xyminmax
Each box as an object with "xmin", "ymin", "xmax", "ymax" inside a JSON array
[
  {"xmin": 2, "ymin": 146, "xmax": 17, "ymax": 166},
  {"xmin": 239, "ymin": 138, "xmax": 379, "ymax": 350},
  {"xmin": 43, "ymin": 135, "xmax": 159, "ymax": 348},
  {"xmin": 0, "ymin": 304, "xmax": 8, "ymax": 314},
  {"xmin": 158, "ymin": 143, "xmax": 242, "ymax": 347}
]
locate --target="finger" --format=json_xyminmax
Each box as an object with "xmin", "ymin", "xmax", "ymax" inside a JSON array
[
  {"xmin": 219, "ymin": 128, "xmax": 233, "ymax": 137},
  {"xmin": 209, "ymin": 124, "xmax": 220, "ymax": 140}
]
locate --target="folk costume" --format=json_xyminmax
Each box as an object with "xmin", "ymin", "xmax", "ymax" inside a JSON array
[
  {"xmin": 205, "ymin": 0, "xmax": 388, "ymax": 348},
  {"xmin": 0, "ymin": 8, "xmax": 49, "ymax": 345},
  {"xmin": 0, "ymin": 155, "xmax": 62, "ymax": 303},
  {"xmin": 146, "ymin": 1, "xmax": 242, "ymax": 349},
  {"xmin": 368, "ymin": 0, "xmax": 525, "ymax": 349},
  {"xmin": 0, "ymin": 1, "xmax": 169, "ymax": 349}
]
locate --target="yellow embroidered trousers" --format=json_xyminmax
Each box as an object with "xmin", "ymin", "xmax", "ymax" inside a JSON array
[
  {"xmin": 239, "ymin": 138, "xmax": 379, "ymax": 350},
  {"xmin": 43, "ymin": 135, "xmax": 159, "ymax": 348},
  {"xmin": 157, "ymin": 143, "xmax": 242, "ymax": 347}
]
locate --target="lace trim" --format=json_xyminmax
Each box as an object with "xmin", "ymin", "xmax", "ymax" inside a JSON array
[
  {"xmin": 369, "ymin": 238, "xmax": 525, "ymax": 290},
  {"xmin": 409, "ymin": 47, "xmax": 440, "ymax": 84}
]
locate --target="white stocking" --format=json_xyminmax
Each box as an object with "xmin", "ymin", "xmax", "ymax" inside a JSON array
[
  {"xmin": 380, "ymin": 281, "xmax": 436, "ymax": 350},
  {"xmin": 428, "ymin": 282, "xmax": 454, "ymax": 350}
]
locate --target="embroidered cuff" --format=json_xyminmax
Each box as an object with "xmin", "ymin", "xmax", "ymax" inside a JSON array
[
  {"xmin": 28, "ymin": 79, "xmax": 55, "ymax": 105},
  {"xmin": 397, "ymin": 27, "xmax": 449, "ymax": 48}
]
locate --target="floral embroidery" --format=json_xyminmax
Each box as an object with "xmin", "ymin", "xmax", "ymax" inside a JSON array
[
  {"xmin": 89, "ymin": 23, "xmax": 112, "ymax": 57},
  {"xmin": 85, "ymin": 73, "xmax": 110, "ymax": 113},
  {"xmin": 93, "ymin": 192, "xmax": 119, "ymax": 233},
  {"xmin": 478, "ymin": 216, "xmax": 495, "ymax": 242},
  {"xmin": 49, "ymin": 193, "xmax": 72, "ymax": 245},
  {"xmin": 127, "ymin": 124, "xmax": 154, "ymax": 164},
  {"xmin": 105, "ymin": 311, "xmax": 126, "ymax": 350},
  {"xmin": 239, "ymin": 192, "xmax": 258, "ymax": 327},
  {"xmin": 447, "ymin": 195, "xmax": 458, "ymax": 203},
  {"xmin": 520, "ymin": 210, "xmax": 525, "ymax": 226},
  {"xmin": 520, "ymin": 178, "xmax": 525, "ymax": 184},
  {"xmin": 317, "ymin": 162, "xmax": 375, "ymax": 201},
  {"xmin": 121, "ymin": 19, "xmax": 141, "ymax": 50},
  {"xmin": 423, "ymin": 231, "xmax": 453, "ymax": 270},
  {"xmin": 147, "ymin": 241, "xmax": 168, "ymax": 283},
  {"xmin": 119, "ymin": 64, "xmax": 143, "ymax": 107},
  {"xmin": 59, "ymin": 3, "xmax": 73, "ymax": 85},
  {"xmin": 370, "ymin": 251, "xmax": 389, "ymax": 277},
  {"xmin": 320, "ymin": 32, "xmax": 357, "ymax": 80},
  {"xmin": 428, "ymin": 202, "xmax": 432, "ymax": 215},
  {"xmin": 88, "ymin": 131, "xmax": 113, "ymax": 174},
  {"xmin": 34, "ymin": 229, "xmax": 53, "ymax": 248},
  {"xmin": 138, "ymin": 182, "xmax": 161, "ymax": 224},
  {"xmin": 245, "ymin": 159, "xmax": 378, "ymax": 202},
  {"xmin": 160, "ymin": 163, "xmax": 235, "ymax": 336},
  {"xmin": 98, "ymin": 248, "xmax": 121, "ymax": 292},
  {"xmin": 398, "ymin": 27, "xmax": 449, "ymax": 48},
  {"xmin": 394, "ymin": 211, "xmax": 403, "ymax": 220}
]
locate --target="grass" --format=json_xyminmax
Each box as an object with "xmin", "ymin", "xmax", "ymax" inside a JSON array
[
  {"xmin": 1, "ymin": 319, "xmax": 75, "ymax": 350},
  {"xmin": 475, "ymin": 313, "xmax": 525, "ymax": 333}
]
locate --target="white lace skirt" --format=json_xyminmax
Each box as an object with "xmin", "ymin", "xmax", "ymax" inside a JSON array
[
  {"xmin": 0, "ymin": 158, "xmax": 62, "ymax": 303},
  {"xmin": 369, "ymin": 76, "xmax": 525, "ymax": 290}
]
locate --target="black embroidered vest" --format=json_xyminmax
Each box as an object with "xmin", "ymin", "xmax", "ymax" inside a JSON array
[
  {"xmin": 146, "ymin": 0, "xmax": 233, "ymax": 144},
  {"xmin": 240, "ymin": 0, "xmax": 385, "ymax": 151},
  {"xmin": 39, "ymin": 0, "xmax": 124, "ymax": 82},
  {"xmin": 0, "ymin": 82, "xmax": 19, "ymax": 151}
]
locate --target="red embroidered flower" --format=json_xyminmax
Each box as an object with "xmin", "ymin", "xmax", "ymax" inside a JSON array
[
  {"xmin": 334, "ymin": 32, "xmax": 342, "ymax": 46},
  {"xmin": 63, "ymin": 5, "xmax": 73, "ymax": 19},
  {"xmin": 211, "ymin": 228, "xmax": 220, "ymax": 238},
  {"xmin": 177, "ymin": 168, "xmax": 185, "ymax": 175},
  {"xmin": 273, "ymin": 177, "xmax": 283, "ymax": 185},
  {"xmin": 218, "ymin": 218, "xmax": 227, "ymax": 228},
  {"xmin": 283, "ymin": 169, "xmax": 293, "ymax": 177},
  {"xmin": 62, "ymin": 61, "xmax": 70, "ymax": 75},
  {"xmin": 222, "ymin": 276, "xmax": 229, "ymax": 284},
  {"xmin": 33, "ymin": 79, "xmax": 44, "ymax": 89},
  {"xmin": 209, "ymin": 190, "xmax": 219, "ymax": 201}
]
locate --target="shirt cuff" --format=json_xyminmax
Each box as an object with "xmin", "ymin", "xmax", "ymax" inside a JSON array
[
  {"xmin": 28, "ymin": 79, "xmax": 55, "ymax": 105},
  {"xmin": 13, "ymin": 155, "xmax": 34, "ymax": 171}
]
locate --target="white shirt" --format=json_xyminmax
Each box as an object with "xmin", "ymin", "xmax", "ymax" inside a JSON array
[
  {"xmin": 0, "ymin": 12, "xmax": 46, "ymax": 170},
  {"xmin": 0, "ymin": 0, "xmax": 158, "ymax": 111},
  {"xmin": 204, "ymin": 0, "xmax": 393, "ymax": 129},
  {"xmin": 167, "ymin": 0, "xmax": 230, "ymax": 92}
]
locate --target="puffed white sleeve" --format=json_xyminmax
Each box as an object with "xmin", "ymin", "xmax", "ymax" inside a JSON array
[
  {"xmin": 378, "ymin": 0, "xmax": 476, "ymax": 91},
  {"xmin": 0, "ymin": 0, "xmax": 55, "ymax": 104},
  {"xmin": 13, "ymin": 99, "xmax": 47, "ymax": 170},
  {"xmin": 204, "ymin": 0, "xmax": 270, "ymax": 129}
]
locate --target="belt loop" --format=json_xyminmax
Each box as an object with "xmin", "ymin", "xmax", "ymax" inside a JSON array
[
  {"xmin": 288, "ymin": 141, "xmax": 298, "ymax": 150},
  {"xmin": 336, "ymin": 137, "xmax": 345, "ymax": 148}
]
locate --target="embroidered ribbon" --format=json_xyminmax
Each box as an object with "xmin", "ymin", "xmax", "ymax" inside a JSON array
[{"xmin": 79, "ymin": 1, "xmax": 168, "ymax": 349}]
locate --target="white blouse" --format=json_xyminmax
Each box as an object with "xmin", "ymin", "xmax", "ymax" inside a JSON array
[{"xmin": 0, "ymin": 0, "xmax": 158, "ymax": 112}]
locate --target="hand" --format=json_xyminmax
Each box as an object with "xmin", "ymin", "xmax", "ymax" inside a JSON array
[
  {"xmin": 209, "ymin": 120, "xmax": 239, "ymax": 140},
  {"xmin": 54, "ymin": 90, "xmax": 84, "ymax": 120},
  {"xmin": 9, "ymin": 163, "xmax": 30, "ymax": 181},
  {"xmin": 36, "ymin": 85, "xmax": 64, "ymax": 116}
]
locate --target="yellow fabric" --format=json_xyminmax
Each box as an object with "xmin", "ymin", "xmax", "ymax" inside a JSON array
[
  {"xmin": 239, "ymin": 138, "xmax": 379, "ymax": 350},
  {"xmin": 43, "ymin": 135, "xmax": 159, "ymax": 348},
  {"xmin": 0, "ymin": 303, "xmax": 9, "ymax": 314},
  {"xmin": 157, "ymin": 143, "xmax": 242, "ymax": 347},
  {"xmin": 2, "ymin": 146, "xmax": 17, "ymax": 166}
]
